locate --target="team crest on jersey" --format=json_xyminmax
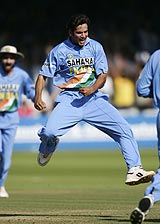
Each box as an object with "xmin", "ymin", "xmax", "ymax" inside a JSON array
[{"xmin": 68, "ymin": 54, "xmax": 74, "ymax": 59}]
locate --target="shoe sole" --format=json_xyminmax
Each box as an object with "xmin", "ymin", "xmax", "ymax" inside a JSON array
[
  {"xmin": 130, "ymin": 197, "xmax": 152, "ymax": 224},
  {"xmin": 37, "ymin": 152, "xmax": 53, "ymax": 166},
  {"xmin": 125, "ymin": 173, "xmax": 154, "ymax": 186},
  {"xmin": 0, "ymin": 195, "xmax": 9, "ymax": 198},
  {"xmin": 37, "ymin": 138, "xmax": 59, "ymax": 166},
  {"xmin": 130, "ymin": 209, "xmax": 144, "ymax": 224}
]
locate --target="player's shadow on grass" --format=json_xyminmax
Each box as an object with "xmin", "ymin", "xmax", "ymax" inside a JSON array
[
  {"xmin": 0, "ymin": 214, "xmax": 160, "ymax": 223},
  {"xmin": 98, "ymin": 215, "xmax": 160, "ymax": 223}
]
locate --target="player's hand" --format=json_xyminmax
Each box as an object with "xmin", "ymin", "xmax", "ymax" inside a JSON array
[
  {"xmin": 34, "ymin": 99, "xmax": 47, "ymax": 111},
  {"xmin": 79, "ymin": 87, "xmax": 94, "ymax": 96}
]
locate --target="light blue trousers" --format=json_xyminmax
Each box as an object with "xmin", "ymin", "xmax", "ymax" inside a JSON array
[
  {"xmin": 144, "ymin": 110, "xmax": 160, "ymax": 203},
  {"xmin": 38, "ymin": 90, "xmax": 142, "ymax": 170},
  {"xmin": 0, "ymin": 111, "xmax": 18, "ymax": 186}
]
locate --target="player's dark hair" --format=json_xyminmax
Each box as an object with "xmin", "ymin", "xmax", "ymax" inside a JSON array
[{"xmin": 66, "ymin": 14, "xmax": 90, "ymax": 32}]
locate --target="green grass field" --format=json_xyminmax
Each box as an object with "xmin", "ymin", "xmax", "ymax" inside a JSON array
[{"xmin": 0, "ymin": 149, "xmax": 159, "ymax": 224}]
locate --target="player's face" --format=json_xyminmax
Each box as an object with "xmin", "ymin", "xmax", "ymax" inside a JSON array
[
  {"xmin": 1, "ymin": 54, "xmax": 16, "ymax": 74},
  {"xmin": 70, "ymin": 23, "xmax": 88, "ymax": 47}
]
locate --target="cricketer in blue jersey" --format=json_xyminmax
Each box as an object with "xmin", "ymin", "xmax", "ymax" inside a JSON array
[
  {"xmin": 130, "ymin": 49, "xmax": 160, "ymax": 224},
  {"xmin": 34, "ymin": 14, "xmax": 154, "ymax": 186},
  {"xmin": 0, "ymin": 45, "xmax": 35, "ymax": 198}
]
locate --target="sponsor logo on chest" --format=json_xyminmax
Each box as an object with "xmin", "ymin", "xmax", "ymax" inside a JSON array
[{"xmin": 67, "ymin": 56, "xmax": 94, "ymax": 67}]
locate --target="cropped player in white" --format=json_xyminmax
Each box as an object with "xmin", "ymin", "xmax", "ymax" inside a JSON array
[
  {"xmin": 34, "ymin": 14, "xmax": 155, "ymax": 186},
  {"xmin": 0, "ymin": 45, "xmax": 35, "ymax": 198}
]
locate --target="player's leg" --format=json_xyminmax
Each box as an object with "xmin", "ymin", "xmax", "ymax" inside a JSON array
[
  {"xmin": 0, "ymin": 127, "xmax": 17, "ymax": 198},
  {"xmin": 130, "ymin": 168, "xmax": 160, "ymax": 223},
  {"xmin": 37, "ymin": 99, "xmax": 82, "ymax": 166},
  {"xmin": 130, "ymin": 171, "xmax": 160, "ymax": 224},
  {"xmin": 129, "ymin": 110, "xmax": 160, "ymax": 222},
  {"xmin": 130, "ymin": 194, "xmax": 154, "ymax": 224},
  {"xmin": 157, "ymin": 111, "xmax": 160, "ymax": 163},
  {"xmin": 84, "ymin": 96, "xmax": 155, "ymax": 185}
]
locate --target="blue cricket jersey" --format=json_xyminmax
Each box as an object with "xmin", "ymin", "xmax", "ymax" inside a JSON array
[
  {"xmin": 0, "ymin": 65, "xmax": 35, "ymax": 112},
  {"xmin": 39, "ymin": 37, "xmax": 108, "ymax": 89},
  {"xmin": 136, "ymin": 49, "xmax": 160, "ymax": 109}
]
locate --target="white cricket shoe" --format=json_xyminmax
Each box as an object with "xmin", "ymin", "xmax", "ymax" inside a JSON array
[
  {"xmin": 130, "ymin": 194, "xmax": 154, "ymax": 224},
  {"xmin": 37, "ymin": 137, "xmax": 59, "ymax": 166},
  {"xmin": 125, "ymin": 166, "xmax": 155, "ymax": 186},
  {"xmin": 0, "ymin": 186, "xmax": 9, "ymax": 198}
]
